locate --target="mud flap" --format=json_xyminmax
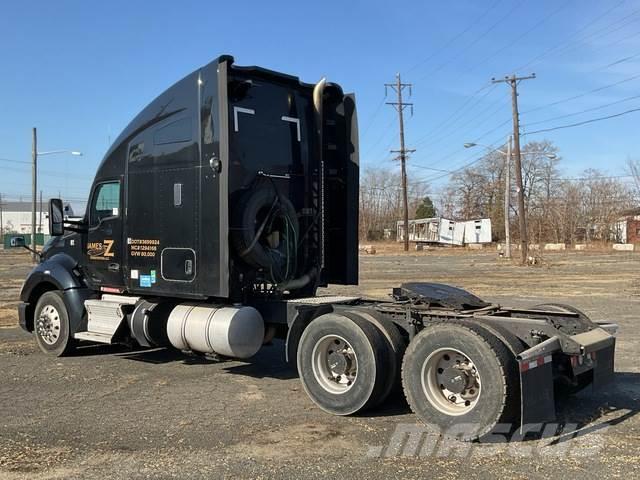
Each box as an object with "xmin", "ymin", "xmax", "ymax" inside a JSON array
[
  {"xmin": 520, "ymin": 357, "xmax": 556, "ymax": 426},
  {"xmin": 593, "ymin": 341, "xmax": 616, "ymax": 389}
]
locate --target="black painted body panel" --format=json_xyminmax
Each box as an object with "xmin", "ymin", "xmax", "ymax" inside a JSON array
[
  {"xmin": 22, "ymin": 55, "xmax": 359, "ymax": 303},
  {"xmin": 20, "ymin": 253, "xmax": 84, "ymax": 301},
  {"xmin": 18, "ymin": 253, "xmax": 94, "ymax": 333}
]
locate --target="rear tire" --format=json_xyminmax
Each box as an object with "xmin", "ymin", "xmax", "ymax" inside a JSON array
[
  {"xmin": 402, "ymin": 322, "xmax": 519, "ymax": 441},
  {"xmin": 297, "ymin": 313, "xmax": 390, "ymax": 415},
  {"xmin": 34, "ymin": 291, "xmax": 76, "ymax": 357},
  {"xmin": 344, "ymin": 309, "xmax": 406, "ymax": 405}
]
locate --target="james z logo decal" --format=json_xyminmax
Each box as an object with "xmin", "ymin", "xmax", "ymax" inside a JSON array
[{"xmin": 87, "ymin": 239, "xmax": 115, "ymax": 261}]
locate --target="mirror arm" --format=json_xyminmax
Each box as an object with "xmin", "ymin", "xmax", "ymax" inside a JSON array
[
  {"xmin": 21, "ymin": 244, "xmax": 42, "ymax": 260},
  {"xmin": 63, "ymin": 225, "xmax": 86, "ymax": 233},
  {"xmin": 63, "ymin": 219, "xmax": 87, "ymax": 233}
]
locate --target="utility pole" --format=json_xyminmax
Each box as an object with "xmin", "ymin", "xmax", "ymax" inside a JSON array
[
  {"xmin": 31, "ymin": 127, "xmax": 38, "ymax": 262},
  {"xmin": 492, "ymin": 74, "xmax": 535, "ymax": 265},
  {"xmin": 385, "ymin": 73, "xmax": 414, "ymax": 252},
  {"xmin": 504, "ymin": 135, "xmax": 512, "ymax": 259},
  {"xmin": 39, "ymin": 190, "xmax": 43, "ymax": 235}
]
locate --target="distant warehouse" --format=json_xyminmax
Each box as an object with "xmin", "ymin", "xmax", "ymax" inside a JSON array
[
  {"xmin": 0, "ymin": 200, "xmax": 75, "ymax": 236},
  {"xmin": 397, "ymin": 217, "xmax": 492, "ymax": 246}
]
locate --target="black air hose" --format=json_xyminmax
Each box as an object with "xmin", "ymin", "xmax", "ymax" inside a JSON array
[{"xmin": 276, "ymin": 267, "xmax": 317, "ymax": 292}]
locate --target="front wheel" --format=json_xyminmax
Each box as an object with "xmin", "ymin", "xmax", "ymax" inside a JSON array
[
  {"xmin": 34, "ymin": 291, "xmax": 76, "ymax": 356},
  {"xmin": 402, "ymin": 323, "xmax": 519, "ymax": 441}
]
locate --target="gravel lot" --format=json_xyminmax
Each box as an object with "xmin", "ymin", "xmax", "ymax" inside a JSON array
[{"xmin": 0, "ymin": 247, "xmax": 639, "ymax": 479}]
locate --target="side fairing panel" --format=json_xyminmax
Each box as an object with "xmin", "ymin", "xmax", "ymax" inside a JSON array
[{"xmin": 322, "ymin": 93, "xmax": 359, "ymax": 285}]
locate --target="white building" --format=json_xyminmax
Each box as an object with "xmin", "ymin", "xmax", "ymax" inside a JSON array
[
  {"xmin": 0, "ymin": 200, "xmax": 75, "ymax": 235},
  {"xmin": 397, "ymin": 217, "xmax": 492, "ymax": 246}
]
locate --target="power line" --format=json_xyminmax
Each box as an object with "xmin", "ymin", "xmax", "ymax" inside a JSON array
[
  {"xmin": 419, "ymin": 99, "xmax": 511, "ymax": 153},
  {"xmin": 554, "ymin": 174, "xmax": 635, "ymax": 182},
  {"xmin": 407, "ymin": 5, "xmax": 637, "ymax": 175},
  {"xmin": 406, "ymin": 0, "xmax": 503, "ymax": 75},
  {"xmin": 549, "ymin": 8, "xmax": 640, "ymax": 58},
  {"xmin": 409, "ymin": 165, "xmax": 455, "ymax": 174},
  {"xmin": 596, "ymin": 52, "xmax": 640, "ymax": 72},
  {"xmin": 0, "ymin": 157, "xmax": 29, "ymax": 164},
  {"xmin": 466, "ymin": 1, "xmax": 572, "ymax": 74},
  {"xmin": 361, "ymin": 117, "xmax": 396, "ymax": 158},
  {"xmin": 523, "ymin": 72, "xmax": 640, "ymax": 115},
  {"xmin": 411, "ymin": 83, "xmax": 496, "ymax": 147},
  {"xmin": 0, "ymin": 163, "xmax": 92, "ymax": 181},
  {"xmin": 359, "ymin": 96, "xmax": 387, "ymax": 139},
  {"xmin": 415, "ymin": 85, "xmax": 496, "ymax": 146},
  {"xmin": 0, "ymin": 157, "xmax": 93, "ymax": 180},
  {"xmin": 410, "ymin": 157, "xmax": 635, "ymax": 185},
  {"xmin": 362, "ymin": 185, "xmax": 444, "ymax": 196},
  {"xmin": 412, "ymin": 120, "xmax": 511, "ymax": 175},
  {"xmin": 523, "ymin": 93, "xmax": 640, "ymax": 127},
  {"xmin": 419, "ymin": 134, "xmax": 511, "ymax": 183},
  {"xmin": 416, "ymin": 0, "xmax": 526, "ymax": 81},
  {"xmin": 512, "ymin": 1, "xmax": 633, "ymax": 73},
  {"xmin": 524, "ymin": 106, "xmax": 640, "ymax": 135}
]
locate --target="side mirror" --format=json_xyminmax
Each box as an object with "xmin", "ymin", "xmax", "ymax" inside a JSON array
[
  {"xmin": 49, "ymin": 198, "xmax": 64, "ymax": 236},
  {"xmin": 9, "ymin": 236, "xmax": 26, "ymax": 248}
]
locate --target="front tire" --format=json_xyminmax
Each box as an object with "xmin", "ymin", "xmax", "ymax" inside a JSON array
[
  {"xmin": 297, "ymin": 313, "xmax": 390, "ymax": 415},
  {"xmin": 34, "ymin": 291, "xmax": 75, "ymax": 356},
  {"xmin": 402, "ymin": 323, "xmax": 519, "ymax": 441}
]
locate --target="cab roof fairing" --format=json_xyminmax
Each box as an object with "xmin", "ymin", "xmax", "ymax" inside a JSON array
[{"xmin": 93, "ymin": 55, "xmax": 348, "ymax": 180}]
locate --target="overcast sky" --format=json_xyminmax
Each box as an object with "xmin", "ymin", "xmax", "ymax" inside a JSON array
[{"xmin": 1, "ymin": 0, "xmax": 638, "ymax": 210}]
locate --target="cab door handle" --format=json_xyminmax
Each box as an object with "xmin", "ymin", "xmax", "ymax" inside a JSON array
[{"xmin": 108, "ymin": 263, "xmax": 120, "ymax": 272}]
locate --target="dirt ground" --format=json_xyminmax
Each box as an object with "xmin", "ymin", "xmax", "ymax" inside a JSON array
[{"xmin": 0, "ymin": 246, "xmax": 639, "ymax": 479}]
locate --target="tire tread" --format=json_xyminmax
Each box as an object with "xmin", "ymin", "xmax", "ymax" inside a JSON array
[{"xmin": 401, "ymin": 321, "xmax": 519, "ymax": 441}]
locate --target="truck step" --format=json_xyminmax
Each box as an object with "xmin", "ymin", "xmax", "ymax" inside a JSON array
[
  {"xmin": 79, "ymin": 295, "xmax": 140, "ymax": 343},
  {"xmin": 74, "ymin": 331, "xmax": 115, "ymax": 344},
  {"xmin": 286, "ymin": 295, "xmax": 360, "ymax": 305}
]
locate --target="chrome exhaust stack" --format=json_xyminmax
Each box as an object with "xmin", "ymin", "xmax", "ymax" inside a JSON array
[{"xmin": 313, "ymin": 78, "xmax": 327, "ymax": 269}]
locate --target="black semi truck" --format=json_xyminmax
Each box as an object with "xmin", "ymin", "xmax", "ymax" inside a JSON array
[{"xmin": 17, "ymin": 56, "xmax": 617, "ymax": 441}]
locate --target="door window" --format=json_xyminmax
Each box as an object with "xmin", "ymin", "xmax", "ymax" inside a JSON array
[{"xmin": 90, "ymin": 182, "xmax": 120, "ymax": 227}]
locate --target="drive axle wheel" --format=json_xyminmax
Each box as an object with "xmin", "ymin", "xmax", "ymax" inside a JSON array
[
  {"xmin": 343, "ymin": 309, "xmax": 407, "ymax": 405},
  {"xmin": 297, "ymin": 313, "xmax": 391, "ymax": 415},
  {"xmin": 422, "ymin": 348, "xmax": 481, "ymax": 415},
  {"xmin": 34, "ymin": 291, "xmax": 75, "ymax": 357},
  {"xmin": 402, "ymin": 323, "xmax": 519, "ymax": 441}
]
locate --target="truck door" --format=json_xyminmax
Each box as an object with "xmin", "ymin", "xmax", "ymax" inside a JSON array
[
  {"xmin": 84, "ymin": 179, "xmax": 124, "ymax": 288},
  {"xmin": 124, "ymin": 117, "xmax": 202, "ymax": 297}
]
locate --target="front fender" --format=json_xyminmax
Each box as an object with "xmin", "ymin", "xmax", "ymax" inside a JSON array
[
  {"xmin": 19, "ymin": 253, "xmax": 84, "ymax": 302},
  {"xmin": 19, "ymin": 253, "xmax": 92, "ymax": 334}
]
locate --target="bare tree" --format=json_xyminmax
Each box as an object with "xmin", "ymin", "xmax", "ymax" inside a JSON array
[
  {"xmin": 441, "ymin": 139, "xmax": 634, "ymax": 245},
  {"xmin": 447, "ymin": 148, "xmax": 507, "ymax": 240},
  {"xmin": 627, "ymin": 158, "xmax": 640, "ymax": 202},
  {"xmin": 359, "ymin": 167, "xmax": 429, "ymax": 240}
]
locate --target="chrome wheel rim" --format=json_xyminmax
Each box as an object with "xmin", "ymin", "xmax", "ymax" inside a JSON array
[
  {"xmin": 421, "ymin": 347, "xmax": 481, "ymax": 416},
  {"xmin": 36, "ymin": 304, "xmax": 61, "ymax": 345},
  {"xmin": 311, "ymin": 334, "xmax": 358, "ymax": 394}
]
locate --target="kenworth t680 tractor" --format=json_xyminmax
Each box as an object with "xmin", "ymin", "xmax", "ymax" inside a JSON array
[{"xmin": 17, "ymin": 55, "xmax": 617, "ymax": 441}]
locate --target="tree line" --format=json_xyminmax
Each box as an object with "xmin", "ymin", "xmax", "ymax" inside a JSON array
[{"xmin": 360, "ymin": 140, "xmax": 638, "ymax": 243}]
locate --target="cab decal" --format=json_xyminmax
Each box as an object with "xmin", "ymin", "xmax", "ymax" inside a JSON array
[{"xmin": 87, "ymin": 239, "xmax": 115, "ymax": 261}]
